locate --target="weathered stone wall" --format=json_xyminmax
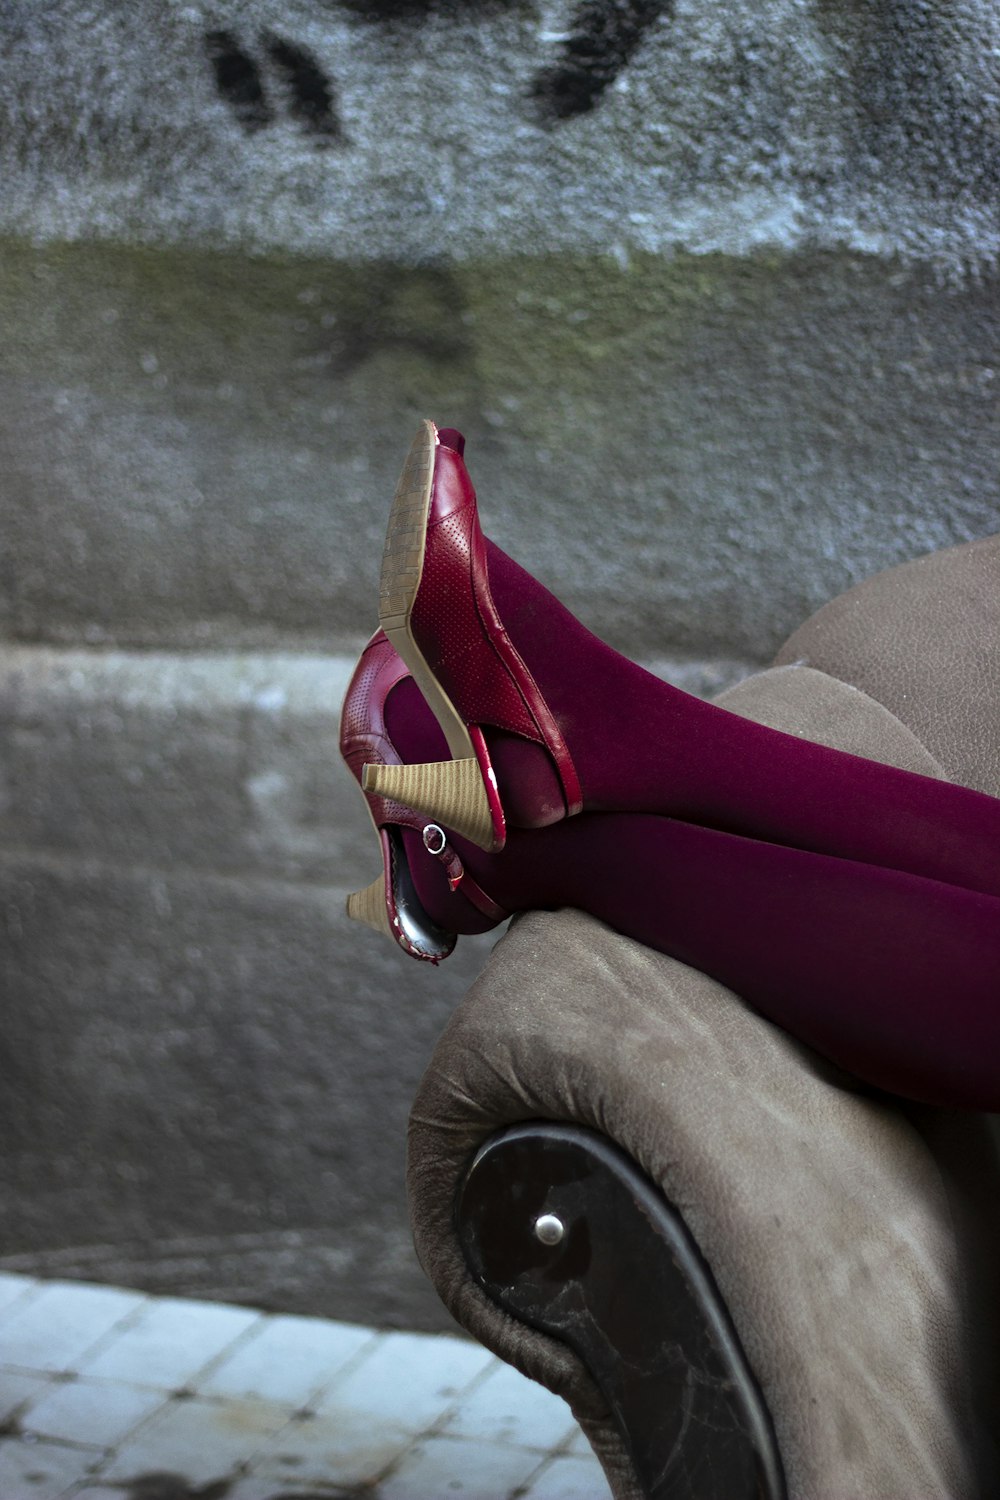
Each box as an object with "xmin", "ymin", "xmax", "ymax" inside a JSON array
[
  {"xmin": 0, "ymin": 0, "xmax": 996, "ymax": 1327},
  {"xmin": 3, "ymin": 0, "xmax": 997, "ymax": 268},
  {"xmin": 1, "ymin": 242, "xmax": 997, "ymax": 658}
]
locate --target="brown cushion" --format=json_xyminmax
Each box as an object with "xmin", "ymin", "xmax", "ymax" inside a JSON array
[{"xmin": 775, "ymin": 534, "xmax": 1000, "ymax": 797}]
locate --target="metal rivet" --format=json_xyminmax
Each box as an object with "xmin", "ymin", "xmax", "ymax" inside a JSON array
[
  {"xmin": 533, "ymin": 1213, "xmax": 565, "ymax": 1246},
  {"xmin": 422, "ymin": 823, "xmax": 447, "ymax": 855}
]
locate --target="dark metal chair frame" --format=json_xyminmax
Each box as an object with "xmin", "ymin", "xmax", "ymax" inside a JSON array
[{"xmin": 458, "ymin": 1122, "xmax": 786, "ymax": 1500}]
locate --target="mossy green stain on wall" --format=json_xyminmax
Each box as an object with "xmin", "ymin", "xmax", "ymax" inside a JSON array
[{"xmin": 0, "ymin": 237, "xmax": 995, "ymax": 656}]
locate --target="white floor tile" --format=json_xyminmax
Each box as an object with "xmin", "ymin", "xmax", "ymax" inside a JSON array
[
  {"xmin": 78, "ymin": 1295, "xmax": 261, "ymax": 1391},
  {"xmin": 0, "ymin": 1278, "xmax": 586, "ymax": 1500},
  {"xmin": 20, "ymin": 1376, "xmax": 166, "ymax": 1449},
  {"xmin": 0, "ymin": 1369, "xmax": 53, "ymax": 1422},
  {"xmin": 376, "ymin": 1434, "xmax": 542, "ymax": 1500},
  {"xmin": 442, "ymin": 1360, "xmax": 578, "ymax": 1452},
  {"xmin": 0, "ymin": 1275, "xmax": 38, "ymax": 1322},
  {"xmin": 0, "ymin": 1282, "xmax": 144, "ymax": 1375},
  {"xmin": 248, "ymin": 1403, "xmax": 417, "ymax": 1489},
  {"xmin": 100, "ymin": 1394, "xmax": 289, "ymax": 1486},
  {"xmin": 226, "ymin": 1479, "xmax": 355, "ymax": 1500},
  {"xmin": 0, "ymin": 1434, "xmax": 99, "ymax": 1498},
  {"xmin": 196, "ymin": 1312, "xmax": 376, "ymax": 1407},
  {"xmin": 313, "ymin": 1331, "xmax": 497, "ymax": 1430},
  {"xmin": 519, "ymin": 1452, "xmax": 613, "ymax": 1499}
]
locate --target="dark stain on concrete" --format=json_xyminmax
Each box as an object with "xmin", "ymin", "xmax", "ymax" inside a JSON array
[
  {"xmin": 204, "ymin": 31, "xmax": 273, "ymax": 133},
  {"xmin": 263, "ymin": 33, "xmax": 345, "ymax": 144},
  {"xmin": 532, "ymin": 0, "xmax": 674, "ymax": 121},
  {"xmin": 205, "ymin": 30, "xmax": 345, "ymax": 145}
]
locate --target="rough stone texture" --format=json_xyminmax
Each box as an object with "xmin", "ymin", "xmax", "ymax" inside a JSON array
[
  {"xmin": 0, "ymin": 847, "xmax": 497, "ymax": 1329},
  {"xmin": 0, "ymin": 643, "xmax": 506, "ymax": 1325},
  {"xmin": 1, "ymin": 241, "xmax": 996, "ymax": 659},
  {"xmin": 0, "ymin": 649, "xmax": 363, "ymax": 883},
  {"xmin": 2, "ymin": 0, "xmax": 997, "ymax": 270}
]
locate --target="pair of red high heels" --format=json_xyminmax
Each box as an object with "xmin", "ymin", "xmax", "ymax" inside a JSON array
[
  {"xmin": 340, "ymin": 420, "xmax": 1000, "ymax": 967},
  {"xmin": 338, "ymin": 435, "xmax": 1000, "ymax": 1108},
  {"xmin": 341, "ymin": 420, "xmax": 590, "ymax": 962}
]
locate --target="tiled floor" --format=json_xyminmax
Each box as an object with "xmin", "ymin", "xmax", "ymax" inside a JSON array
[{"xmin": 0, "ymin": 1274, "xmax": 611, "ymax": 1499}]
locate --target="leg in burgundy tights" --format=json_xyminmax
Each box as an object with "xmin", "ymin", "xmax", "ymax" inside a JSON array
[
  {"xmin": 402, "ymin": 814, "xmax": 1000, "ymax": 1112},
  {"xmin": 385, "ymin": 678, "xmax": 1000, "ymax": 1110},
  {"xmin": 482, "ymin": 543, "xmax": 1000, "ymax": 900}
]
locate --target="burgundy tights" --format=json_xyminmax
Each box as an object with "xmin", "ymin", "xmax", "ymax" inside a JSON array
[
  {"xmin": 410, "ymin": 815, "xmax": 1000, "ymax": 1110},
  {"xmin": 385, "ymin": 663, "xmax": 1000, "ymax": 1111},
  {"xmin": 485, "ymin": 543, "xmax": 1000, "ymax": 901}
]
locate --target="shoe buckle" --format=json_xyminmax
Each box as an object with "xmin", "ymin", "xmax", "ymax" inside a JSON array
[{"xmin": 422, "ymin": 823, "xmax": 447, "ymax": 855}]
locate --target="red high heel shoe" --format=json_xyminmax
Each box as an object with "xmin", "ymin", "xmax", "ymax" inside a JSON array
[
  {"xmin": 362, "ymin": 425, "xmax": 1000, "ymax": 906},
  {"xmin": 341, "ymin": 630, "xmax": 508, "ymax": 961},
  {"xmin": 362, "ymin": 421, "xmax": 582, "ymax": 851}
]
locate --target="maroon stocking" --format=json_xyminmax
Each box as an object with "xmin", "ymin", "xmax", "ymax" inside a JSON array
[
  {"xmin": 483, "ymin": 543, "xmax": 1000, "ymax": 901},
  {"xmin": 405, "ymin": 812, "xmax": 1000, "ymax": 1112},
  {"xmin": 386, "ymin": 675, "xmax": 1000, "ymax": 1109}
]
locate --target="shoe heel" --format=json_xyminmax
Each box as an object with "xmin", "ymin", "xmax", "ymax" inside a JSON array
[
  {"xmin": 362, "ymin": 757, "xmax": 499, "ymax": 851},
  {"xmin": 346, "ymin": 878, "xmax": 393, "ymax": 938}
]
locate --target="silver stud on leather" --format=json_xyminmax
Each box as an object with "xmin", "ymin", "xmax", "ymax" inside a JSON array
[
  {"xmin": 422, "ymin": 823, "xmax": 447, "ymax": 855},
  {"xmin": 533, "ymin": 1213, "xmax": 565, "ymax": 1246}
]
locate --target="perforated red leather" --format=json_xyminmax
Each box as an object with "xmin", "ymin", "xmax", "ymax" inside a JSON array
[{"xmin": 411, "ymin": 441, "xmax": 583, "ymax": 816}]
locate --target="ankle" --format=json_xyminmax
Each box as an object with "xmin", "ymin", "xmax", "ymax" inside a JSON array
[
  {"xmin": 399, "ymin": 827, "xmax": 502, "ymax": 937},
  {"xmin": 486, "ymin": 730, "xmax": 567, "ymax": 828}
]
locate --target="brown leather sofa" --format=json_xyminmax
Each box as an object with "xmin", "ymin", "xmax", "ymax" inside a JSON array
[{"xmin": 407, "ymin": 536, "xmax": 1000, "ymax": 1500}]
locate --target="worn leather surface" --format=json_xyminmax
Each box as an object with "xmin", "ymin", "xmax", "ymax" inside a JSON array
[
  {"xmin": 775, "ymin": 534, "xmax": 1000, "ymax": 798},
  {"xmin": 408, "ymin": 535, "xmax": 1000, "ymax": 1500},
  {"xmin": 414, "ymin": 435, "xmax": 583, "ymax": 812}
]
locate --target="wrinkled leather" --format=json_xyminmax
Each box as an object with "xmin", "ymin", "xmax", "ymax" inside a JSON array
[
  {"xmin": 408, "ymin": 533, "xmax": 1000, "ymax": 1500},
  {"xmin": 340, "ymin": 632, "xmax": 509, "ymax": 930},
  {"xmin": 414, "ymin": 447, "xmax": 549, "ymax": 740},
  {"xmin": 409, "ymin": 903, "xmax": 1000, "ymax": 1500},
  {"xmin": 340, "ymin": 631, "xmax": 423, "ymax": 833},
  {"xmin": 776, "ymin": 534, "xmax": 1000, "ymax": 798}
]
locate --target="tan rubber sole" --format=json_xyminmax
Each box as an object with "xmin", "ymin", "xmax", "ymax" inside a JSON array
[
  {"xmin": 376, "ymin": 421, "xmax": 496, "ymax": 850},
  {"xmin": 379, "ymin": 420, "xmax": 476, "ymax": 764}
]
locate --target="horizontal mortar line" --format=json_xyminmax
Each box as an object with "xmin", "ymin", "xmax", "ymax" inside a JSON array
[
  {"xmin": 0, "ymin": 1228, "xmax": 378, "ymax": 1274},
  {"xmin": 0, "ymin": 843, "xmax": 363, "ymax": 900},
  {"xmin": 0, "ymin": 639, "xmax": 378, "ymax": 664},
  {"xmin": 0, "ymin": 641, "xmax": 761, "ymax": 672}
]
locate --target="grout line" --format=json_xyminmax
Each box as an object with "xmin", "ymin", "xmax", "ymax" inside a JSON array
[
  {"xmin": 0, "ymin": 1288, "xmax": 593, "ymax": 1500},
  {"xmin": 289, "ymin": 1327, "xmax": 386, "ymax": 1411},
  {"xmin": 13, "ymin": 1430, "xmax": 110, "ymax": 1457},
  {"xmin": 69, "ymin": 1294, "xmax": 154, "ymax": 1374},
  {"xmin": 0, "ymin": 1277, "xmax": 46, "ymax": 1329},
  {"xmin": 509, "ymin": 1449, "xmax": 556, "ymax": 1500},
  {"xmin": 171, "ymin": 1308, "xmax": 270, "ymax": 1392},
  {"xmin": 0, "ymin": 843, "xmax": 358, "ymax": 897}
]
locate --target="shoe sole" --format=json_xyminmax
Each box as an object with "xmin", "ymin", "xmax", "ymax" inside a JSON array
[
  {"xmin": 378, "ymin": 420, "xmax": 478, "ymax": 765},
  {"xmin": 375, "ymin": 422, "xmax": 501, "ymax": 851}
]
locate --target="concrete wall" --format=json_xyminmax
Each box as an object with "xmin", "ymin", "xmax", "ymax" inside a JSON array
[{"xmin": 0, "ymin": 0, "xmax": 997, "ymax": 1327}]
